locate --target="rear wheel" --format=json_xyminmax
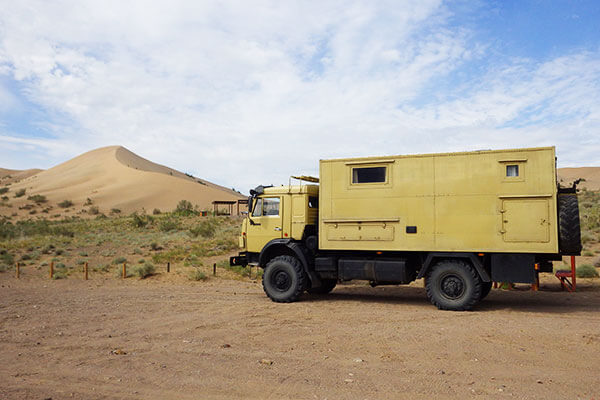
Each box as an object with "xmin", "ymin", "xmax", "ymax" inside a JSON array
[
  {"xmin": 262, "ymin": 255, "xmax": 306, "ymax": 303},
  {"xmin": 425, "ymin": 260, "xmax": 482, "ymax": 311},
  {"xmin": 307, "ymin": 279, "xmax": 337, "ymax": 294}
]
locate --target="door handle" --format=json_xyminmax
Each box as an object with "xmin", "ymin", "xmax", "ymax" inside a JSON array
[{"xmin": 274, "ymin": 227, "xmax": 282, "ymax": 231}]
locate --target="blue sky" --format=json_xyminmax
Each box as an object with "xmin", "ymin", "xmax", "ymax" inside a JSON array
[{"xmin": 0, "ymin": 0, "xmax": 599, "ymax": 192}]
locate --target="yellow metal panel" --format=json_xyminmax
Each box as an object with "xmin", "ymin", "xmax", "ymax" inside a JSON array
[
  {"xmin": 326, "ymin": 222, "xmax": 395, "ymax": 241},
  {"xmin": 320, "ymin": 147, "xmax": 558, "ymax": 253},
  {"xmin": 502, "ymin": 198, "xmax": 550, "ymax": 242}
]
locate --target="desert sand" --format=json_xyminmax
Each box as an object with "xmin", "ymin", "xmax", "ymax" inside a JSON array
[
  {"xmin": 1, "ymin": 270, "xmax": 599, "ymax": 400},
  {"xmin": 2, "ymin": 146, "xmax": 244, "ymax": 217}
]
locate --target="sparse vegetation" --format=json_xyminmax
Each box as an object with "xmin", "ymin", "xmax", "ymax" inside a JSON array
[
  {"xmin": 0, "ymin": 187, "xmax": 9, "ymax": 194},
  {"xmin": 189, "ymin": 268, "xmax": 208, "ymax": 281},
  {"xmin": 111, "ymin": 208, "xmax": 121, "ymax": 214},
  {"xmin": 152, "ymin": 208, "xmax": 161, "ymax": 215},
  {"xmin": 58, "ymin": 200, "xmax": 74, "ymax": 208},
  {"xmin": 85, "ymin": 198, "xmax": 93, "ymax": 206},
  {"xmin": 158, "ymin": 217, "xmax": 178, "ymax": 232},
  {"xmin": 14, "ymin": 188, "xmax": 26, "ymax": 198},
  {"xmin": 27, "ymin": 194, "xmax": 47, "ymax": 204},
  {"xmin": 134, "ymin": 262, "xmax": 155, "ymax": 278},
  {"xmin": 174, "ymin": 200, "xmax": 198, "ymax": 216},
  {"xmin": 576, "ymin": 264, "xmax": 599, "ymax": 278},
  {"xmin": 113, "ymin": 256, "xmax": 128, "ymax": 265},
  {"xmin": 189, "ymin": 218, "xmax": 217, "ymax": 238},
  {"xmin": 89, "ymin": 206, "xmax": 100, "ymax": 215}
]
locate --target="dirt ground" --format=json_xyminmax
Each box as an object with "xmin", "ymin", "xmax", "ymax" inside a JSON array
[{"xmin": 1, "ymin": 271, "xmax": 599, "ymax": 400}]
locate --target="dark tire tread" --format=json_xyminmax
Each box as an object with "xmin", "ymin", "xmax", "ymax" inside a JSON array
[
  {"xmin": 558, "ymin": 194, "xmax": 582, "ymax": 255},
  {"xmin": 262, "ymin": 255, "xmax": 306, "ymax": 303},
  {"xmin": 425, "ymin": 260, "xmax": 481, "ymax": 311}
]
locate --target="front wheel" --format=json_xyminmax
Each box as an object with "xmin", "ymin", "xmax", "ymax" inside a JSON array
[
  {"xmin": 262, "ymin": 256, "xmax": 306, "ymax": 303},
  {"xmin": 425, "ymin": 260, "xmax": 482, "ymax": 311}
]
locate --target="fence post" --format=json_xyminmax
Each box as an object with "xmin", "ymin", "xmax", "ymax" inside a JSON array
[
  {"xmin": 15, "ymin": 262, "xmax": 20, "ymax": 279},
  {"xmin": 167, "ymin": 262, "xmax": 170, "ymax": 273},
  {"xmin": 49, "ymin": 261, "xmax": 54, "ymax": 279},
  {"xmin": 84, "ymin": 262, "xmax": 88, "ymax": 280},
  {"xmin": 213, "ymin": 263, "xmax": 216, "ymax": 276},
  {"xmin": 122, "ymin": 262, "xmax": 126, "ymax": 279}
]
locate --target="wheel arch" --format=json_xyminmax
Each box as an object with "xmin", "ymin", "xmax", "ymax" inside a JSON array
[
  {"xmin": 417, "ymin": 252, "xmax": 491, "ymax": 282},
  {"xmin": 259, "ymin": 239, "xmax": 320, "ymax": 286}
]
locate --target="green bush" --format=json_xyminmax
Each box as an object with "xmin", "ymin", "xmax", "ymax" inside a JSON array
[
  {"xmin": 576, "ymin": 264, "xmax": 599, "ymax": 278},
  {"xmin": 58, "ymin": 200, "xmax": 74, "ymax": 208},
  {"xmin": 152, "ymin": 208, "xmax": 161, "ymax": 215},
  {"xmin": 0, "ymin": 187, "xmax": 9, "ymax": 194},
  {"xmin": 27, "ymin": 194, "xmax": 47, "ymax": 203},
  {"xmin": 175, "ymin": 200, "xmax": 198, "ymax": 216},
  {"xmin": 159, "ymin": 217, "xmax": 178, "ymax": 232},
  {"xmin": 131, "ymin": 212, "xmax": 152, "ymax": 228},
  {"xmin": 189, "ymin": 269, "xmax": 208, "ymax": 281},
  {"xmin": 14, "ymin": 188, "xmax": 26, "ymax": 198},
  {"xmin": 134, "ymin": 262, "xmax": 155, "ymax": 278},
  {"xmin": 189, "ymin": 219, "xmax": 217, "ymax": 238},
  {"xmin": 111, "ymin": 208, "xmax": 121, "ymax": 214},
  {"xmin": 113, "ymin": 256, "xmax": 128, "ymax": 265}
]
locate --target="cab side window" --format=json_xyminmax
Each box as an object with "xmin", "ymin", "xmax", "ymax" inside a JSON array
[
  {"xmin": 263, "ymin": 198, "xmax": 280, "ymax": 216},
  {"xmin": 252, "ymin": 198, "xmax": 263, "ymax": 217}
]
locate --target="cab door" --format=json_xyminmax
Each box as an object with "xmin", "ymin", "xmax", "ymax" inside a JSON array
[{"xmin": 246, "ymin": 196, "xmax": 283, "ymax": 253}]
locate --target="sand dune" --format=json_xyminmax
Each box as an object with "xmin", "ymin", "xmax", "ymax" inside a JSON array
[
  {"xmin": 2, "ymin": 146, "xmax": 244, "ymax": 218},
  {"xmin": 558, "ymin": 167, "xmax": 600, "ymax": 191},
  {"xmin": 0, "ymin": 168, "xmax": 43, "ymax": 184}
]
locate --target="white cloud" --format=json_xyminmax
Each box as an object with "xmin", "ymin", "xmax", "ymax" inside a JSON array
[{"xmin": 0, "ymin": 0, "xmax": 599, "ymax": 192}]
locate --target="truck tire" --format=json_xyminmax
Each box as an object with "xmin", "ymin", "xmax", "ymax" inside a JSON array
[
  {"xmin": 425, "ymin": 260, "xmax": 482, "ymax": 311},
  {"xmin": 263, "ymin": 255, "xmax": 306, "ymax": 303},
  {"xmin": 558, "ymin": 194, "xmax": 582, "ymax": 255},
  {"xmin": 307, "ymin": 279, "xmax": 337, "ymax": 294}
]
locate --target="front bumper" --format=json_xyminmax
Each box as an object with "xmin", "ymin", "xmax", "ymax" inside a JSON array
[{"xmin": 230, "ymin": 253, "xmax": 248, "ymax": 267}]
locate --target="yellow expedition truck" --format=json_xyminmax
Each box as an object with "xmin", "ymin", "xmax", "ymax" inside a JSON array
[{"xmin": 230, "ymin": 147, "xmax": 581, "ymax": 310}]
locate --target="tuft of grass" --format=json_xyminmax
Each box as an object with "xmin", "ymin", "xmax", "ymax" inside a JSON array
[
  {"xmin": 0, "ymin": 187, "xmax": 9, "ymax": 194},
  {"xmin": 152, "ymin": 208, "xmax": 161, "ymax": 215},
  {"xmin": 189, "ymin": 219, "xmax": 217, "ymax": 238},
  {"xmin": 88, "ymin": 206, "xmax": 100, "ymax": 215},
  {"xmin": 131, "ymin": 212, "xmax": 152, "ymax": 228},
  {"xmin": 134, "ymin": 262, "xmax": 155, "ymax": 279},
  {"xmin": 85, "ymin": 198, "xmax": 93, "ymax": 206},
  {"xmin": 58, "ymin": 200, "xmax": 74, "ymax": 208},
  {"xmin": 189, "ymin": 269, "xmax": 208, "ymax": 281},
  {"xmin": 576, "ymin": 264, "xmax": 599, "ymax": 278},
  {"xmin": 14, "ymin": 188, "xmax": 26, "ymax": 198},
  {"xmin": 111, "ymin": 208, "xmax": 121, "ymax": 214},
  {"xmin": 27, "ymin": 194, "xmax": 47, "ymax": 204},
  {"xmin": 113, "ymin": 256, "xmax": 127, "ymax": 265},
  {"xmin": 159, "ymin": 217, "xmax": 178, "ymax": 232}
]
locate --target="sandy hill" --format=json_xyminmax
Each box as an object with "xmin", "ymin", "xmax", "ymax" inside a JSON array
[
  {"xmin": 558, "ymin": 167, "xmax": 600, "ymax": 191},
  {"xmin": 1, "ymin": 146, "xmax": 244, "ymax": 218},
  {"xmin": 0, "ymin": 167, "xmax": 43, "ymax": 184}
]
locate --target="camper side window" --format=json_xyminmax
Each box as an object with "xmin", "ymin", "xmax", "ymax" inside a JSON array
[
  {"xmin": 352, "ymin": 166, "xmax": 387, "ymax": 184},
  {"xmin": 506, "ymin": 165, "xmax": 519, "ymax": 177}
]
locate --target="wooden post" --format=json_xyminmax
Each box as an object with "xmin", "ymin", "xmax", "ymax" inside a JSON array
[
  {"xmin": 122, "ymin": 262, "xmax": 126, "ymax": 279},
  {"xmin": 213, "ymin": 263, "xmax": 216, "ymax": 276},
  {"xmin": 15, "ymin": 262, "xmax": 20, "ymax": 279},
  {"xmin": 167, "ymin": 262, "xmax": 170, "ymax": 273},
  {"xmin": 49, "ymin": 261, "xmax": 54, "ymax": 279},
  {"xmin": 571, "ymin": 255, "xmax": 576, "ymax": 292},
  {"xmin": 84, "ymin": 262, "xmax": 88, "ymax": 280}
]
